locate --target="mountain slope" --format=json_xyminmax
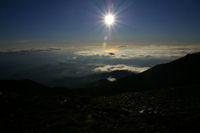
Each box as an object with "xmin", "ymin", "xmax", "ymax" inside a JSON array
[
  {"xmin": 50, "ymin": 70, "xmax": 134, "ymax": 88},
  {"xmin": 116, "ymin": 52, "xmax": 200, "ymax": 89}
]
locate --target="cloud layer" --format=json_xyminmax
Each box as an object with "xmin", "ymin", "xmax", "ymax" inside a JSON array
[
  {"xmin": 107, "ymin": 77, "xmax": 117, "ymax": 82},
  {"xmin": 75, "ymin": 45, "xmax": 200, "ymax": 59},
  {"xmin": 0, "ymin": 44, "xmax": 199, "ymax": 87},
  {"xmin": 93, "ymin": 64, "xmax": 149, "ymax": 73}
]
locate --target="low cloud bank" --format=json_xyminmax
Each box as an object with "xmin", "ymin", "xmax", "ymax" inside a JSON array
[
  {"xmin": 107, "ymin": 77, "xmax": 117, "ymax": 82},
  {"xmin": 93, "ymin": 64, "xmax": 149, "ymax": 73},
  {"xmin": 0, "ymin": 47, "xmax": 60, "ymax": 53},
  {"xmin": 75, "ymin": 45, "xmax": 200, "ymax": 59}
]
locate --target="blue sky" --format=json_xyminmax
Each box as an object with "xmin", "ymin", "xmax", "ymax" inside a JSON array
[{"xmin": 0, "ymin": 0, "xmax": 200, "ymax": 48}]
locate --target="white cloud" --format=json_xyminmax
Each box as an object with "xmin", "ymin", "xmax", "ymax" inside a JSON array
[
  {"xmin": 75, "ymin": 45, "xmax": 200, "ymax": 59},
  {"xmin": 72, "ymin": 56, "xmax": 77, "ymax": 60},
  {"xmin": 93, "ymin": 64, "xmax": 149, "ymax": 73},
  {"xmin": 107, "ymin": 77, "xmax": 117, "ymax": 82},
  {"xmin": 75, "ymin": 49, "xmax": 113, "ymax": 57}
]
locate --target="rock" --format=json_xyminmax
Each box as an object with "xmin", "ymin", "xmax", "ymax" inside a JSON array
[{"xmin": 139, "ymin": 109, "xmax": 145, "ymax": 114}]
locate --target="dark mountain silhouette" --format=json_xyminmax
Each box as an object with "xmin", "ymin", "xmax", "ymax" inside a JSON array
[
  {"xmin": 50, "ymin": 70, "xmax": 133, "ymax": 88},
  {"xmin": 0, "ymin": 79, "xmax": 45, "ymax": 89},
  {"xmin": 115, "ymin": 52, "xmax": 200, "ymax": 90},
  {"xmin": 0, "ymin": 79, "xmax": 45, "ymax": 93}
]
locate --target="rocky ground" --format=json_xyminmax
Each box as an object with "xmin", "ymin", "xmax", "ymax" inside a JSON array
[{"xmin": 1, "ymin": 85, "xmax": 200, "ymax": 133}]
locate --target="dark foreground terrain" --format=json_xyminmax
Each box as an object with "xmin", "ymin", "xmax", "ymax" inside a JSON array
[
  {"xmin": 0, "ymin": 82, "xmax": 200, "ymax": 133},
  {"xmin": 1, "ymin": 52, "xmax": 200, "ymax": 133}
]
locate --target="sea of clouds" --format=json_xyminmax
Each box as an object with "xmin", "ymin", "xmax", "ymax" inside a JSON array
[{"xmin": 0, "ymin": 44, "xmax": 199, "ymax": 85}]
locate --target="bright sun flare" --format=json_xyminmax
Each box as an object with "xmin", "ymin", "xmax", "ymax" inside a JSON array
[{"xmin": 104, "ymin": 14, "xmax": 115, "ymax": 26}]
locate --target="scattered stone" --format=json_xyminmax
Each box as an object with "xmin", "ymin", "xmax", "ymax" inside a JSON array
[{"xmin": 139, "ymin": 109, "xmax": 145, "ymax": 114}]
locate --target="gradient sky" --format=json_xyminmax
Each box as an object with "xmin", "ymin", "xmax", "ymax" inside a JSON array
[
  {"xmin": 0, "ymin": 0, "xmax": 200, "ymax": 48},
  {"xmin": 1, "ymin": 0, "xmax": 200, "ymax": 86}
]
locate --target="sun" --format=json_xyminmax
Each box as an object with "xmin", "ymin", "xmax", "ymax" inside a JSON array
[{"xmin": 104, "ymin": 14, "xmax": 115, "ymax": 26}]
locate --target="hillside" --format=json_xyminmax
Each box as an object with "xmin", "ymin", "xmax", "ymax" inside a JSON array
[
  {"xmin": 50, "ymin": 70, "xmax": 133, "ymax": 88},
  {"xmin": 115, "ymin": 52, "xmax": 200, "ymax": 90}
]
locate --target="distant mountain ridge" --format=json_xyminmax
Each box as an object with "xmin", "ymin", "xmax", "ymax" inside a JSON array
[
  {"xmin": 50, "ymin": 70, "xmax": 134, "ymax": 88},
  {"xmin": 115, "ymin": 52, "xmax": 200, "ymax": 90}
]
